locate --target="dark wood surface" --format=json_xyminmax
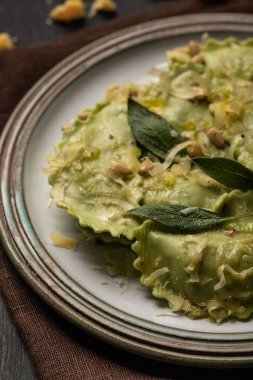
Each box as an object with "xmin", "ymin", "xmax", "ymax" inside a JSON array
[
  {"xmin": 0, "ymin": 0, "xmax": 178, "ymax": 47},
  {"xmin": 0, "ymin": 1, "xmax": 180, "ymax": 379}
]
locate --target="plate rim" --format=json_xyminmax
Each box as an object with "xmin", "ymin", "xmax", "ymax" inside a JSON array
[{"xmin": 2, "ymin": 13, "xmax": 253, "ymax": 367}]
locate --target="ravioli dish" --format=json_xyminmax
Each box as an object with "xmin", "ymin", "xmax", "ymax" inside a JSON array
[{"xmin": 47, "ymin": 38, "xmax": 253, "ymax": 322}]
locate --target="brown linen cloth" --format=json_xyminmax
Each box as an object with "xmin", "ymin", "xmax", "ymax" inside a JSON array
[{"xmin": 1, "ymin": 1, "xmax": 253, "ymax": 379}]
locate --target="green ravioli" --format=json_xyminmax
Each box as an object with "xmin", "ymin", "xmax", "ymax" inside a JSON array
[{"xmin": 47, "ymin": 37, "xmax": 253, "ymax": 321}]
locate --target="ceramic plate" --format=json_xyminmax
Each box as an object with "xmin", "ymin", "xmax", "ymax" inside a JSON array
[{"xmin": 2, "ymin": 13, "xmax": 253, "ymax": 367}]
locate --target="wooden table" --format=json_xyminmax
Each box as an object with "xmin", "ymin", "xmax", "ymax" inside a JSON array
[{"xmin": 0, "ymin": 1, "xmax": 179, "ymax": 378}]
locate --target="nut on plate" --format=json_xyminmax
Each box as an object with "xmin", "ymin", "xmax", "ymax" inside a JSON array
[
  {"xmin": 192, "ymin": 54, "xmax": 205, "ymax": 64},
  {"xmin": 206, "ymin": 127, "xmax": 225, "ymax": 148},
  {"xmin": 108, "ymin": 162, "xmax": 133, "ymax": 179},
  {"xmin": 187, "ymin": 141, "xmax": 205, "ymax": 157},
  {"xmin": 77, "ymin": 111, "xmax": 92, "ymax": 121},
  {"xmin": 188, "ymin": 40, "xmax": 200, "ymax": 57},
  {"xmin": 138, "ymin": 158, "xmax": 154, "ymax": 177}
]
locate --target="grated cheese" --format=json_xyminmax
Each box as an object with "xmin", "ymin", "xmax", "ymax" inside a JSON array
[
  {"xmin": 180, "ymin": 206, "xmax": 199, "ymax": 216},
  {"xmin": 186, "ymin": 235, "xmax": 208, "ymax": 283},
  {"xmin": 143, "ymin": 267, "xmax": 169, "ymax": 286},
  {"xmin": 99, "ymin": 279, "xmax": 109, "ymax": 285},
  {"xmin": 163, "ymin": 140, "xmax": 194, "ymax": 170},
  {"xmin": 50, "ymin": 232, "xmax": 78, "ymax": 249}
]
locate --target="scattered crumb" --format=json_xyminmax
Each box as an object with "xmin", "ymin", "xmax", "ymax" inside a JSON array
[
  {"xmin": 156, "ymin": 311, "xmax": 175, "ymax": 317},
  {"xmin": 91, "ymin": 265, "xmax": 103, "ymax": 270},
  {"xmin": 50, "ymin": 231, "xmax": 78, "ymax": 249},
  {"xmin": 12, "ymin": 36, "xmax": 18, "ymax": 44},
  {"xmin": 50, "ymin": 0, "xmax": 85, "ymax": 23},
  {"xmin": 107, "ymin": 84, "xmax": 120, "ymax": 93},
  {"xmin": 99, "ymin": 279, "xmax": 109, "ymax": 285},
  {"xmin": 225, "ymin": 229, "xmax": 237, "ymax": 237},
  {"xmin": 44, "ymin": 152, "xmax": 53, "ymax": 161},
  {"xmin": 114, "ymin": 275, "xmax": 129, "ymax": 294},
  {"xmin": 120, "ymin": 288, "xmax": 128, "ymax": 295},
  {"xmin": 0, "ymin": 33, "xmax": 14, "ymax": 50},
  {"xmin": 45, "ymin": 18, "xmax": 53, "ymax": 26},
  {"xmin": 89, "ymin": 0, "xmax": 117, "ymax": 18},
  {"xmin": 47, "ymin": 198, "xmax": 54, "ymax": 208},
  {"xmin": 106, "ymin": 263, "xmax": 120, "ymax": 276},
  {"xmin": 62, "ymin": 124, "xmax": 74, "ymax": 132}
]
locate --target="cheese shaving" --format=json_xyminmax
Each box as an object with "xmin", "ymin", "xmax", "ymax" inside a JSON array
[
  {"xmin": 50, "ymin": 232, "xmax": 78, "ymax": 249},
  {"xmin": 215, "ymin": 264, "xmax": 253, "ymax": 291},
  {"xmin": 186, "ymin": 235, "xmax": 208, "ymax": 283},
  {"xmin": 99, "ymin": 279, "xmax": 109, "ymax": 285},
  {"xmin": 214, "ymin": 264, "xmax": 231, "ymax": 291},
  {"xmin": 180, "ymin": 206, "xmax": 199, "ymax": 216},
  {"xmin": 207, "ymin": 299, "xmax": 224, "ymax": 312},
  {"xmin": 169, "ymin": 293, "xmax": 191, "ymax": 312},
  {"xmin": 143, "ymin": 267, "xmax": 169, "ymax": 286},
  {"xmin": 91, "ymin": 265, "xmax": 103, "ymax": 270},
  {"xmin": 156, "ymin": 311, "xmax": 175, "ymax": 317},
  {"xmin": 163, "ymin": 140, "xmax": 194, "ymax": 169}
]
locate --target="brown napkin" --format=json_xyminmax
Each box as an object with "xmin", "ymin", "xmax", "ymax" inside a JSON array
[{"xmin": 1, "ymin": 1, "xmax": 253, "ymax": 379}]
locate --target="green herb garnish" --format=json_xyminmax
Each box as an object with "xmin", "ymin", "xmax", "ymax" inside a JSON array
[
  {"xmin": 128, "ymin": 204, "xmax": 253, "ymax": 233},
  {"xmin": 193, "ymin": 157, "xmax": 253, "ymax": 191},
  {"xmin": 127, "ymin": 98, "xmax": 182, "ymax": 160}
]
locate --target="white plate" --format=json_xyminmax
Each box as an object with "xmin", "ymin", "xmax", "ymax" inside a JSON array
[{"xmin": 2, "ymin": 13, "xmax": 253, "ymax": 367}]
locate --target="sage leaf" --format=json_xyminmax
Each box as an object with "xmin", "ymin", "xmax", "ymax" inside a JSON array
[
  {"xmin": 128, "ymin": 98, "xmax": 183, "ymax": 160},
  {"xmin": 128, "ymin": 204, "xmax": 253, "ymax": 233},
  {"xmin": 193, "ymin": 157, "xmax": 253, "ymax": 191},
  {"xmin": 128, "ymin": 204, "xmax": 223, "ymax": 233}
]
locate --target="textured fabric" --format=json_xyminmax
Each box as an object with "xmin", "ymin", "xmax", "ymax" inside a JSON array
[{"xmin": 1, "ymin": 1, "xmax": 253, "ymax": 379}]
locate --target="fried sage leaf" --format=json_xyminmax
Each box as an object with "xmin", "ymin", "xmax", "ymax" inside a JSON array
[
  {"xmin": 128, "ymin": 204, "xmax": 253, "ymax": 233},
  {"xmin": 193, "ymin": 157, "xmax": 253, "ymax": 191},
  {"xmin": 127, "ymin": 98, "xmax": 182, "ymax": 160}
]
